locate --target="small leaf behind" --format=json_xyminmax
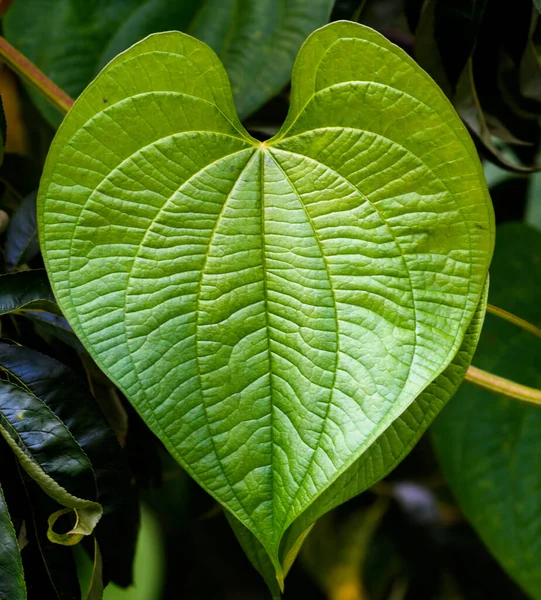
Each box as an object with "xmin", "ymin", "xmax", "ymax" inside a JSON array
[
  {"xmin": 4, "ymin": 192, "xmax": 39, "ymax": 272},
  {"xmin": 0, "ymin": 270, "xmax": 61, "ymax": 316},
  {"xmin": 0, "ymin": 377, "xmax": 102, "ymax": 544},
  {"xmin": 0, "ymin": 342, "xmax": 138, "ymax": 586},
  {"xmin": 4, "ymin": 0, "xmax": 334, "ymax": 123}
]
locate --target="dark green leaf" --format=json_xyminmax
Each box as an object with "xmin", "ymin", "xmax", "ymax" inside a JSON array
[
  {"xmin": 4, "ymin": 0, "xmax": 333, "ymax": 124},
  {"xmin": 0, "ymin": 376, "xmax": 102, "ymax": 544},
  {"xmin": 455, "ymin": 64, "xmax": 539, "ymax": 173},
  {"xmin": 470, "ymin": 1, "xmax": 540, "ymax": 149},
  {"xmin": 0, "ymin": 482, "xmax": 25, "ymax": 600},
  {"xmin": 0, "ymin": 270, "xmax": 61, "ymax": 316},
  {"xmin": 433, "ymin": 0, "xmax": 488, "ymax": 90},
  {"xmin": 17, "ymin": 475, "xmax": 81, "ymax": 600},
  {"xmin": 413, "ymin": 0, "xmax": 453, "ymax": 97},
  {"xmin": 414, "ymin": 0, "xmax": 541, "ymax": 172},
  {"xmin": 0, "ymin": 93, "xmax": 6, "ymax": 164},
  {"xmin": 0, "ymin": 342, "xmax": 138, "ymax": 586},
  {"xmin": 0, "ymin": 377, "xmax": 96, "ymax": 500},
  {"xmin": 22, "ymin": 311, "xmax": 83, "ymax": 350},
  {"xmin": 4, "ymin": 192, "xmax": 39, "ymax": 272},
  {"xmin": 433, "ymin": 223, "xmax": 541, "ymax": 599}
]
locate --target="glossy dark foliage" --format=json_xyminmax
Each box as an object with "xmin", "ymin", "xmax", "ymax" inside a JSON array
[
  {"xmin": 0, "ymin": 269, "xmax": 59, "ymax": 316},
  {"xmin": 0, "ymin": 80, "xmax": 138, "ymax": 591},
  {"xmin": 410, "ymin": 0, "xmax": 541, "ymax": 171},
  {"xmin": 0, "ymin": 341, "xmax": 140, "ymax": 589},
  {"xmin": 4, "ymin": 192, "xmax": 38, "ymax": 271},
  {"xmin": 0, "ymin": 342, "xmax": 139, "ymax": 586}
]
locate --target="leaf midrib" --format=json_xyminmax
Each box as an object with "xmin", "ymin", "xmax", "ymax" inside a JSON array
[
  {"xmin": 193, "ymin": 150, "xmax": 260, "ymax": 527},
  {"xmin": 266, "ymin": 150, "xmax": 340, "ymax": 533}
]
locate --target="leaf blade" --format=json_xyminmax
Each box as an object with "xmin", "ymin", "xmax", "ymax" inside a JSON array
[
  {"xmin": 228, "ymin": 280, "xmax": 489, "ymax": 590},
  {"xmin": 38, "ymin": 22, "xmax": 494, "ymax": 562}
]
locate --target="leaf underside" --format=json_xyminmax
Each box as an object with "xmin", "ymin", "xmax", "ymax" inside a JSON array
[
  {"xmin": 38, "ymin": 22, "xmax": 494, "ymax": 561},
  {"xmin": 228, "ymin": 277, "xmax": 488, "ymax": 589}
]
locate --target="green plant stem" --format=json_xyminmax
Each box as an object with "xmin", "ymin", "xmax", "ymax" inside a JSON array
[
  {"xmin": 486, "ymin": 303, "xmax": 541, "ymax": 338},
  {"xmin": 465, "ymin": 365, "xmax": 541, "ymax": 407},
  {"xmin": 0, "ymin": 37, "xmax": 73, "ymax": 114}
]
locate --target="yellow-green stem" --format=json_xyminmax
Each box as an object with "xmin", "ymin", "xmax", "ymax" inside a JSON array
[
  {"xmin": 0, "ymin": 37, "xmax": 73, "ymax": 115},
  {"xmin": 465, "ymin": 365, "xmax": 541, "ymax": 407},
  {"xmin": 486, "ymin": 303, "xmax": 541, "ymax": 339}
]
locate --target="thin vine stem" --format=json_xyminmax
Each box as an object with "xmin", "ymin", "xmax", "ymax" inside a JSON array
[
  {"xmin": 0, "ymin": 37, "xmax": 74, "ymax": 115},
  {"xmin": 465, "ymin": 366, "xmax": 541, "ymax": 407},
  {"xmin": 464, "ymin": 304, "xmax": 541, "ymax": 406},
  {"xmin": 486, "ymin": 303, "xmax": 541, "ymax": 339}
]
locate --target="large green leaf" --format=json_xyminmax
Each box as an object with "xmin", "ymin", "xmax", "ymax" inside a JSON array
[
  {"xmin": 4, "ymin": 0, "xmax": 333, "ymax": 125},
  {"xmin": 0, "ymin": 483, "xmax": 25, "ymax": 600},
  {"xmin": 433, "ymin": 223, "xmax": 541, "ymax": 600},
  {"xmin": 228, "ymin": 279, "xmax": 488, "ymax": 591},
  {"xmin": 38, "ymin": 22, "xmax": 494, "ymax": 564}
]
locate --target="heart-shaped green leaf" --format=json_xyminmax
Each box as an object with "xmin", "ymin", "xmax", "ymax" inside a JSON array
[{"xmin": 38, "ymin": 22, "xmax": 494, "ymax": 563}]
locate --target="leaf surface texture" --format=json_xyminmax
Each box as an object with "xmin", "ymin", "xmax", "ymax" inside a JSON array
[{"xmin": 39, "ymin": 22, "xmax": 494, "ymax": 558}]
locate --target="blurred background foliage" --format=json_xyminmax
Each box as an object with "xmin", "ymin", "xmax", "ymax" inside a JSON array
[{"xmin": 0, "ymin": 0, "xmax": 540, "ymax": 599}]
